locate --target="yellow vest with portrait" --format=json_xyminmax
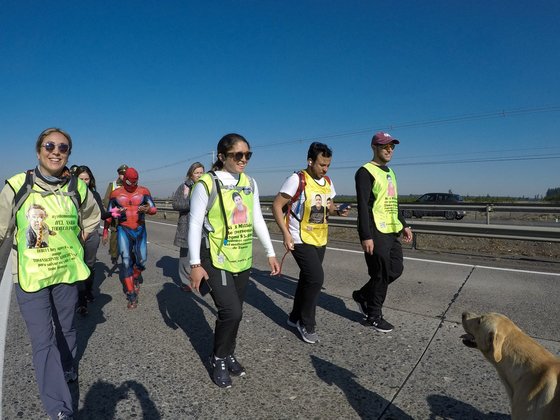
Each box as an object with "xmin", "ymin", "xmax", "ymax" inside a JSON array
[
  {"xmin": 7, "ymin": 173, "xmax": 90, "ymax": 292},
  {"xmin": 363, "ymin": 162, "xmax": 403, "ymax": 234},
  {"xmin": 199, "ymin": 172, "xmax": 254, "ymax": 273},
  {"xmin": 299, "ymin": 171, "xmax": 332, "ymax": 247}
]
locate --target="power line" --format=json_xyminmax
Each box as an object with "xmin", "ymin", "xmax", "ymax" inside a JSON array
[{"xmin": 251, "ymin": 105, "xmax": 560, "ymax": 149}]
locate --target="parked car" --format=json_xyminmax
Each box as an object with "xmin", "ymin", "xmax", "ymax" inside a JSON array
[{"xmin": 403, "ymin": 193, "xmax": 466, "ymax": 220}]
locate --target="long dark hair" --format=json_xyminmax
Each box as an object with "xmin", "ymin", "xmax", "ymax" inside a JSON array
[
  {"xmin": 75, "ymin": 165, "xmax": 97, "ymax": 191},
  {"xmin": 211, "ymin": 133, "xmax": 250, "ymax": 171}
]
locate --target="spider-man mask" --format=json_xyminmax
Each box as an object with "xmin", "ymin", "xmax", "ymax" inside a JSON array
[{"xmin": 123, "ymin": 168, "xmax": 139, "ymax": 193}]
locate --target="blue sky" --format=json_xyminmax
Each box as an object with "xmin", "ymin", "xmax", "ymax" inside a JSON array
[{"xmin": 1, "ymin": 1, "xmax": 559, "ymax": 199}]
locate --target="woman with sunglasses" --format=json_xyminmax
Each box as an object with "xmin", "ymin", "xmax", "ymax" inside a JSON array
[
  {"xmin": 188, "ymin": 133, "xmax": 280, "ymax": 388},
  {"xmin": 172, "ymin": 161, "xmax": 205, "ymax": 291},
  {"xmin": 74, "ymin": 165, "xmax": 109, "ymax": 315},
  {"xmin": 0, "ymin": 128, "xmax": 101, "ymax": 420}
]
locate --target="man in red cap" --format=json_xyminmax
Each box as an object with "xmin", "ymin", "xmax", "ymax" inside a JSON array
[
  {"xmin": 103, "ymin": 167, "xmax": 157, "ymax": 308},
  {"xmin": 352, "ymin": 132, "xmax": 413, "ymax": 332}
]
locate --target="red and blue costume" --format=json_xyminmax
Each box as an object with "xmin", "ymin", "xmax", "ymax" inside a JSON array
[{"xmin": 103, "ymin": 168, "xmax": 157, "ymax": 308}]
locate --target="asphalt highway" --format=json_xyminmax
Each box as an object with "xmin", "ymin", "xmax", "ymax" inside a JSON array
[{"xmin": 2, "ymin": 219, "xmax": 560, "ymax": 419}]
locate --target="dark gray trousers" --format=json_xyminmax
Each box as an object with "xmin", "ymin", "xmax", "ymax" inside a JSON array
[
  {"xmin": 290, "ymin": 243, "xmax": 326, "ymax": 332},
  {"xmin": 360, "ymin": 231, "xmax": 404, "ymax": 318},
  {"xmin": 15, "ymin": 282, "xmax": 77, "ymax": 418}
]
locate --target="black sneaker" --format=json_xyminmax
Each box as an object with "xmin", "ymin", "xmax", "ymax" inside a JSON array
[
  {"xmin": 226, "ymin": 354, "xmax": 246, "ymax": 376},
  {"xmin": 75, "ymin": 305, "xmax": 88, "ymax": 316},
  {"xmin": 210, "ymin": 356, "xmax": 232, "ymax": 388},
  {"xmin": 85, "ymin": 291, "xmax": 95, "ymax": 302},
  {"xmin": 352, "ymin": 290, "xmax": 368, "ymax": 316},
  {"xmin": 364, "ymin": 316, "xmax": 394, "ymax": 333}
]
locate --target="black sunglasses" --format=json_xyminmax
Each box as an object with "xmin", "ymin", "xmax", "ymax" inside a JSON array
[
  {"xmin": 226, "ymin": 151, "xmax": 253, "ymax": 161},
  {"xmin": 376, "ymin": 143, "xmax": 395, "ymax": 151},
  {"xmin": 42, "ymin": 142, "xmax": 70, "ymax": 154}
]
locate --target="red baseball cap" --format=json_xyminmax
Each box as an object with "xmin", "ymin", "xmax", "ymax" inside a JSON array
[{"xmin": 371, "ymin": 132, "xmax": 400, "ymax": 145}]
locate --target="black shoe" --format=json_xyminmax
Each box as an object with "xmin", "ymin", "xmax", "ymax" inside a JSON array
[
  {"xmin": 363, "ymin": 316, "xmax": 394, "ymax": 332},
  {"xmin": 226, "ymin": 354, "xmax": 246, "ymax": 376},
  {"xmin": 111, "ymin": 257, "xmax": 118, "ymax": 265},
  {"xmin": 85, "ymin": 291, "xmax": 95, "ymax": 302},
  {"xmin": 210, "ymin": 356, "xmax": 232, "ymax": 388},
  {"xmin": 352, "ymin": 290, "xmax": 367, "ymax": 316},
  {"xmin": 76, "ymin": 305, "xmax": 88, "ymax": 316}
]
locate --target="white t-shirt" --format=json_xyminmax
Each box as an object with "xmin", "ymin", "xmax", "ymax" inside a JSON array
[
  {"xmin": 188, "ymin": 170, "xmax": 275, "ymax": 265},
  {"xmin": 279, "ymin": 173, "xmax": 337, "ymax": 244}
]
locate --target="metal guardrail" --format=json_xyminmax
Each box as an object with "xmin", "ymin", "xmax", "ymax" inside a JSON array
[{"xmin": 153, "ymin": 200, "xmax": 560, "ymax": 243}]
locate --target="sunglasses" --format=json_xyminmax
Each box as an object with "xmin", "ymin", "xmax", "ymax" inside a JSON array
[
  {"xmin": 42, "ymin": 142, "xmax": 70, "ymax": 154},
  {"xmin": 226, "ymin": 151, "xmax": 253, "ymax": 161},
  {"xmin": 376, "ymin": 143, "xmax": 395, "ymax": 151}
]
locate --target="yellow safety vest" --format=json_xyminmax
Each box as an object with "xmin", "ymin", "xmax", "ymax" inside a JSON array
[
  {"xmin": 7, "ymin": 173, "xmax": 90, "ymax": 292},
  {"xmin": 363, "ymin": 163, "xmax": 403, "ymax": 234},
  {"xmin": 199, "ymin": 172, "xmax": 254, "ymax": 273},
  {"xmin": 298, "ymin": 170, "xmax": 332, "ymax": 246}
]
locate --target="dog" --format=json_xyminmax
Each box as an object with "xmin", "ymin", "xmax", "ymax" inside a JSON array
[{"xmin": 461, "ymin": 311, "xmax": 560, "ymax": 419}]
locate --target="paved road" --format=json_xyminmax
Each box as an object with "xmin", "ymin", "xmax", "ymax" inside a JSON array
[{"xmin": 2, "ymin": 219, "xmax": 560, "ymax": 419}]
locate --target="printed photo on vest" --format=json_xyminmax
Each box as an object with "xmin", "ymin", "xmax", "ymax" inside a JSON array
[
  {"xmin": 25, "ymin": 204, "xmax": 57, "ymax": 248},
  {"xmin": 308, "ymin": 193, "xmax": 326, "ymax": 224},
  {"xmin": 231, "ymin": 191, "xmax": 249, "ymax": 225}
]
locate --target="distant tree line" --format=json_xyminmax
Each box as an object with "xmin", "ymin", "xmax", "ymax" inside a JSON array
[{"xmin": 545, "ymin": 187, "xmax": 560, "ymax": 201}]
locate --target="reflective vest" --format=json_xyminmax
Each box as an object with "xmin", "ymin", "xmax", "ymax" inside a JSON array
[
  {"xmin": 199, "ymin": 172, "xmax": 254, "ymax": 273},
  {"xmin": 298, "ymin": 170, "xmax": 332, "ymax": 246},
  {"xmin": 7, "ymin": 173, "xmax": 90, "ymax": 292},
  {"xmin": 363, "ymin": 162, "xmax": 403, "ymax": 234}
]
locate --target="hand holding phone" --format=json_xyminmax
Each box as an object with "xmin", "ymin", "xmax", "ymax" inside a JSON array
[
  {"xmin": 338, "ymin": 203, "xmax": 351, "ymax": 212},
  {"xmin": 198, "ymin": 277, "xmax": 212, "ymax": 296}
]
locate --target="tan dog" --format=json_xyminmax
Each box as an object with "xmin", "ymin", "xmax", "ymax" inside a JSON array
[{"xmin": 462, "ymin": 311, "xmax": 560, "ymax": 419}]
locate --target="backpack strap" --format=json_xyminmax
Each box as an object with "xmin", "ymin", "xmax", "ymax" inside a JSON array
[
  {"xmin": 285, "ymin": 171, "xmax": 306, "ymax": 225},
  {"xmin": 204, "ymin": 171, "xmax": 255, "ymax": 245}
]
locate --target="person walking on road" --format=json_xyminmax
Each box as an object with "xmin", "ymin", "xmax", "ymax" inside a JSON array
[
  {"xmin": 103, "ymin": 167, "xmax": 157, "ymax": 309},
  {"xmin": 352, "ymin": 132, "xmax": 413, "ymax": 333},
  {"xmin": 0, "ymin": 128, "xmax": 101, "ymax": 420},
  {"xmin": 103, "ymin": 163, "xmax": 128, "ymax": 265},
  {"xmin": 75, "ymin": 165, "xmax": 109, "ymax": 315},
  {"xmin": 272, "ymin": 142, "xmax": 349, "ymax": 344},
  {"xmin": 188, "ymin": 133, "xmax": 280, "ymax": 388},
  {"xmin": 172, "ymin": 161, "xmax": 205, "ymax": 292}
]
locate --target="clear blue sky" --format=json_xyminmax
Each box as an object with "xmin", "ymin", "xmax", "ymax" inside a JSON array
[{"xmin": 2, "ymin": 1, "xmax": 559, "ymax": 199}]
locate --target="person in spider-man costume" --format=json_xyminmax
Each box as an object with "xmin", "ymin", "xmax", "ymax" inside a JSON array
[{"xmin": 103, "ymin": 167, "xmax": 157, "ymax": 308}]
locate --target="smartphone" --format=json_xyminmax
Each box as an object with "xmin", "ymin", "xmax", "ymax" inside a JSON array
[
  {"xmin": 338, "ymin": 203, "xmax": 351, "ymax": 212},
  {"xmin": 199, "ymin": 278, "xmax": 212, "ymax": 296}
]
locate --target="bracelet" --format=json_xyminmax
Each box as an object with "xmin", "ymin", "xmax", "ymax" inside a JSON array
[{"xmin": 190, "ymin": 264, "xmax": 202, "ymax": 269}]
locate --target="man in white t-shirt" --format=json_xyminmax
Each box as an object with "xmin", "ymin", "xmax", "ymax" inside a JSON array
[{"xmin": 272, "ymin": 142, "xmax": 349, "ymax": 344}]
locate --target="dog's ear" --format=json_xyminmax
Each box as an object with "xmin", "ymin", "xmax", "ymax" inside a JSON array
[{"xmin": 488, "ymin": 331, "xmax": 505, "ymax": 363}]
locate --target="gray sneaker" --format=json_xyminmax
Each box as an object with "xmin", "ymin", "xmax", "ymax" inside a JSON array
[
  {"xmin": 296, "ymin": 321, "xmax": 319, "ymax": 344},
  {"xmin": 57, "ymin": 411, "xmax": 73, "ymax": 420},
  {"xmin": 287, "ymin": 318, "xmax": 297, "ymax": 328}
]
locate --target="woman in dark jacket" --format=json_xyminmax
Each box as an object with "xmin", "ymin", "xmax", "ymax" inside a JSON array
[
  {"xmin": 75, "ymin": 165, "xmax": 109, "ymax": 314},
  {"xmin": 172, "ymin": 162, "xmax": 205, "ymax": 291}
]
